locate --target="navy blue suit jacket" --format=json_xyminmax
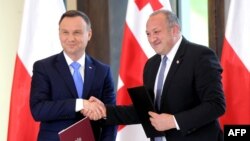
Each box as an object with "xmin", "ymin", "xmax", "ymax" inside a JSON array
[
  {"xmin": 106, "ymin": 37, "xmax": 225, "ymax": 141},
  {"xmin": 30, "ymin": 52, "xmax": 117, "ymax": 141}
]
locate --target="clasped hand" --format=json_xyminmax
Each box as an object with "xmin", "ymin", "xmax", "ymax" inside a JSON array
[{"xmin": 80, "ymin": 96, "xmax": 106, "ymax": 120}]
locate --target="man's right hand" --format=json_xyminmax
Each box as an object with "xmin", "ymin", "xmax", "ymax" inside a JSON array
[{"xmin": 81, "ymin": 96, "xmax": 106, "ymax": 120}]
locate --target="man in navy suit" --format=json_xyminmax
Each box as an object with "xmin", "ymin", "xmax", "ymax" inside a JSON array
[
  {"xmin": 30, "ymin": 10, "xmax": 117, "ymax": 141},
  {"xmin": 88, "ymin": 9, "xmax": 226, "ymax": 141}
]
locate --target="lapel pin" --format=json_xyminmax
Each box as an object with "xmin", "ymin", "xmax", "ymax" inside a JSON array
[
  {"xmin": 89, "ymin": 66, "xmax": 92, "ymax": 69},
  {"xmin": 176, "ymin": 60, "xmax": 180, "ymax": 64}
]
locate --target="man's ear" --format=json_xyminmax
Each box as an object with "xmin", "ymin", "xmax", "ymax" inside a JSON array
[
  {"xmin": 88, "ymin": 30, "xmax": 92, "ymax": 41},
  {"xmin": 172, "ymin": 24, "xmax": 181, "ymax": 38}
]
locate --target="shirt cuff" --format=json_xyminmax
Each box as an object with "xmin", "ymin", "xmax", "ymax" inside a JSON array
[
  {"xmin": 173, "ymin": 116, "xmax": 180, "ymax": 130},
  {"xmin": 75, "ymin": 99, "xmax": 84, "ymax": 112}
]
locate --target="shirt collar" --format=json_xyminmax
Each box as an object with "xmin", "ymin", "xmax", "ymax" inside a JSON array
[
  {"xmin": 163, "ymin": 36, "xmax": 182, "ymax": 62},
  {"xmin": 64, "ymin": 52, "xmax": 86, "ymax": 68}
]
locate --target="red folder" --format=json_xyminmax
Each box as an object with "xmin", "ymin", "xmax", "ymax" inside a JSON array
[{"xmin": 58, "ymin": 117, "xmax": 95, "ymax": 141}]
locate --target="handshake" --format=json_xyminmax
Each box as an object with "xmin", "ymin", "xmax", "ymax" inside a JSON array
[{"xmin": 81, "ymin": 96, "xmax": 107, "ymax": 121}]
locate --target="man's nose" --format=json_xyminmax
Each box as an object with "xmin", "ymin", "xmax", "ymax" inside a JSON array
[
  {"xmin": 148, "ymin": 35, "xmax": 157, "ymax": 43},
  {"xmin": 68, "ymin": 34, "xmax": 75, "ymax": 41}
]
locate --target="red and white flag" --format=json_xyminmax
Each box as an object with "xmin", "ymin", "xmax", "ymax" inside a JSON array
[
  {"xmin": 7, "ymin": 0, "xmax": 65, "ymax": 141},
  {"xmin": 220, "ymin": 0, "xmax": 250, "ymax": 126},
  {"xmin": 116, "ymin": 0, "xmax": 171, "ymax": 140}
]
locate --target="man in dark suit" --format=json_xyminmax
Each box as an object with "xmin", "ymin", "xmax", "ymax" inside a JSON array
[
  {"xmin": 30, "ymin": 10, "xmax": 117, "ymax": 141},
  {"xmin": 88, "ymin": 9, "xmax": 226, "ymax": 141}
]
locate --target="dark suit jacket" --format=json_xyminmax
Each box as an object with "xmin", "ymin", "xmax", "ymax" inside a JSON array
[
  {"xmin": 106, "ymin": 37, "xmax": 225, "ymax": 141},
  {"xmin": 30, "ymin": 52, "xmax": 117, "ymax": 141}
]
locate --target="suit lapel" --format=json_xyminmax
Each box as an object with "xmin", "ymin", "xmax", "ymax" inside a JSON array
[
  {"xmin": 55, "ymin": 52, "xmax": 78, "ymax": 98},
  {"xmin": 160, "ymin": 38, "xmax": 187, "ymax": 108},
  {"xmin": 149, "ymin": 55, "xmax": 161, "ymax": 100},
  {"xmin": 83, "ymin": 55, "xmax": 95, "ymax": 99}
]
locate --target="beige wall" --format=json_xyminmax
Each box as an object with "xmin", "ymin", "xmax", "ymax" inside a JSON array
[
  {"xmin": 66, "ymin": 0, "xmax": 77, "ymax": 10},
  {"xmin": 0, "ymin": 0, "xmax": 76, "ymax": 140}
]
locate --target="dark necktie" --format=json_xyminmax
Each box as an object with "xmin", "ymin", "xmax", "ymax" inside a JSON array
[
  {"xmin": 154, "ymin": 56, "xmax": 167, "ymax": 141},
  {"xmin": 71, "ymin": 62, "xmax": 83, "ymax": 98}
]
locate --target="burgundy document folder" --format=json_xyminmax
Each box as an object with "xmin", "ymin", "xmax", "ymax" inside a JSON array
[{"xmin": 58, "ymin": 117, "xmax": 95, "ymax": 141}]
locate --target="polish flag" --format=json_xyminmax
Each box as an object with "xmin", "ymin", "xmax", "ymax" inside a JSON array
[
  {"xmin": 220, "ymin": 0, "xmax": 250, "ymax": 126},
  {"xmin": 7, "ymin": 0, "xmax": 65, "ymax": 141},
  {"xmin": 116, "ymin": 0, "xmax": 171, "ymax": 140}
]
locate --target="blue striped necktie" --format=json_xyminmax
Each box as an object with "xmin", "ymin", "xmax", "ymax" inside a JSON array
[
  {"xmin": 154, "ymin": 56, "xmax": 167, "ymax": 141},
  {"xmin": 155, "ymin": 56, "xmax": 167, "ymax": 110}
]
